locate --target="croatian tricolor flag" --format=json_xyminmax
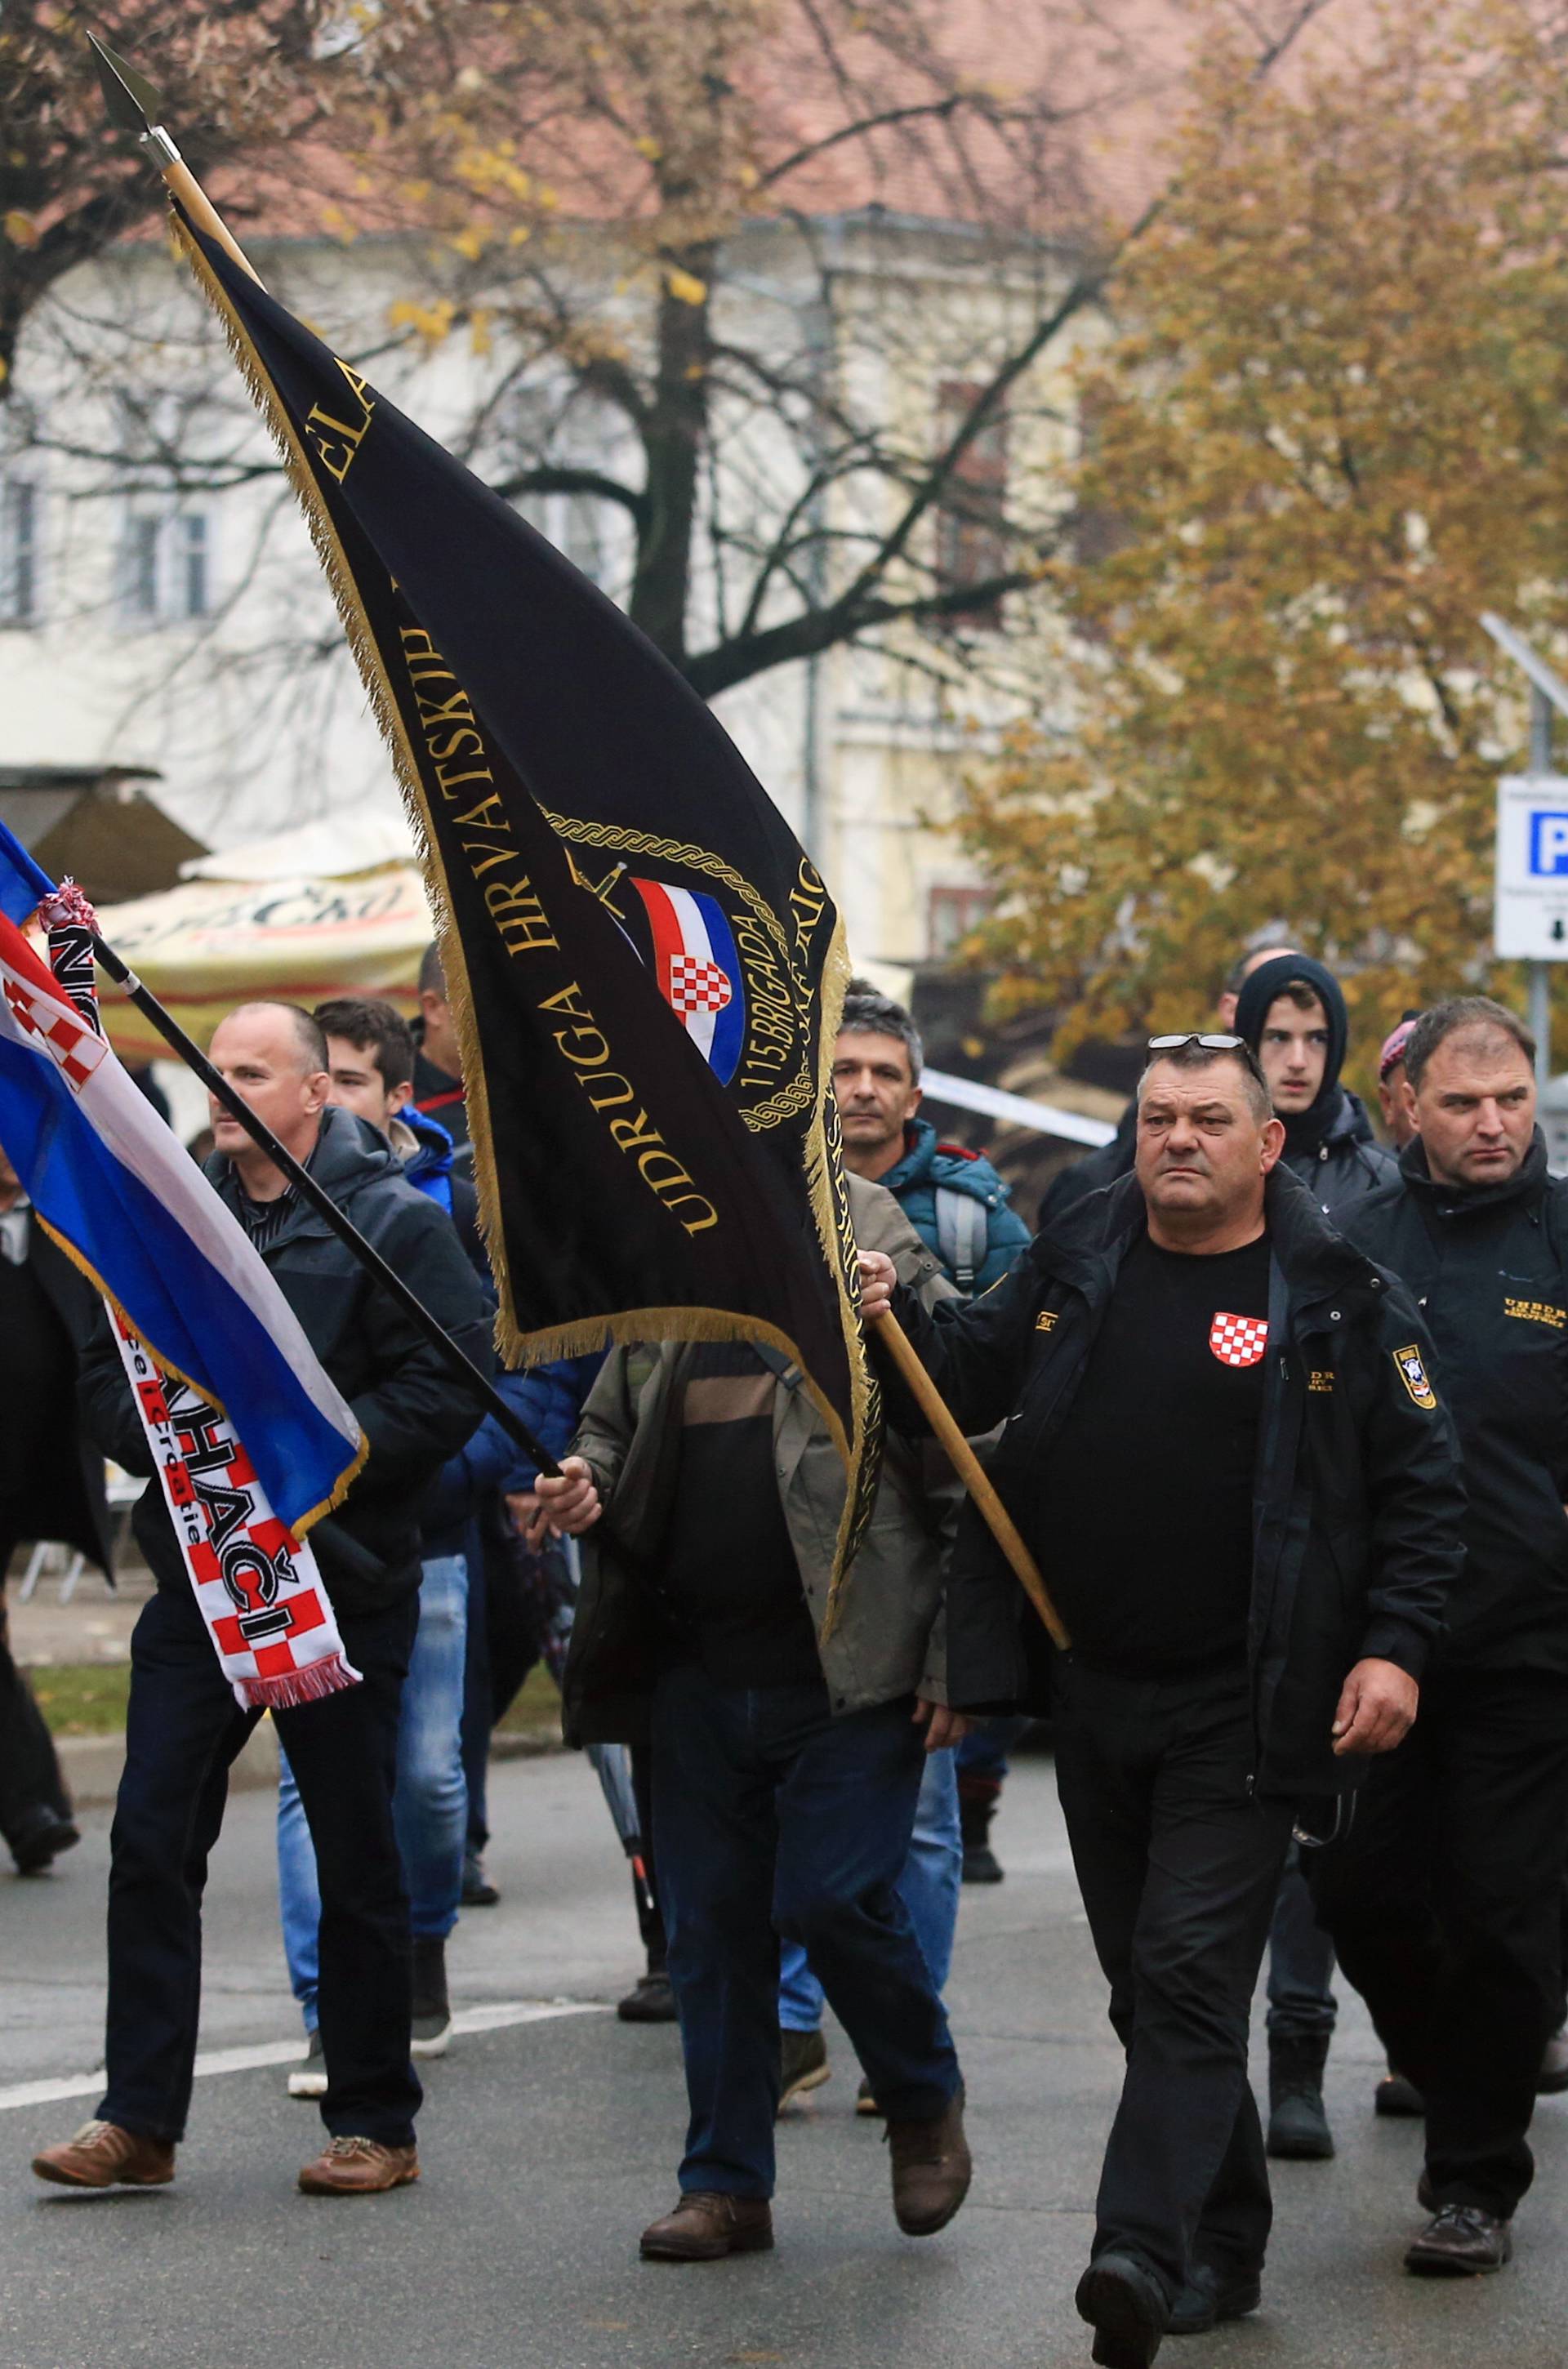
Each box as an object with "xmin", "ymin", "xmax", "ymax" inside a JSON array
[
  {"xmin": 629, "ymin": 876, "xmax": 746, "ymax": 1084},
  {"xmin": 0, "ymin": 821, "xmax": 366, "ymax": 1705}
]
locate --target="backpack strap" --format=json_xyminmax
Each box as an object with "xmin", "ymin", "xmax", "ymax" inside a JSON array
[{"xmin": 934, "ymin": 1186, "xmax": 988, "ymax": 1294}]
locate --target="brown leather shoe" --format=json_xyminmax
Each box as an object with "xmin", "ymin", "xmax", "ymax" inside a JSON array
[
  {"xmin": 297, "ymin": 2136, "xmax": 419, "ymax": 2195},
  {"xmin": 639, "ymin": 2191, "xmax": 774, "ymax": 2260},
  {"xmin": 886, "ymin": 2086, "xmax": 971, "ymax": 2235},
  {"xmin": 32, "ymin": 2120, "xmax": 175, "ymax": 2190}
]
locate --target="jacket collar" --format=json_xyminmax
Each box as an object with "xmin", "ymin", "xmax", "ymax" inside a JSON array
[
  {"xmin": 1397, "ymin": 1128, "xmax": 1549, "ymax": 1218},
  {"xmin": 1032, "ymin": 1156, "xmax": 1374, "ymax": 1303},
  {"xmin": 207, "ymin": 1102, "xmax": 399, "ymax": 1244},
  {"xmin": 879, "ymin": 1115, "xmax": 939, "ymax": 1194}
]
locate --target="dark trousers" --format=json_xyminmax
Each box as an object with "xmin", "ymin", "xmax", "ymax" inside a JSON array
[
  {"xmin": 1052, "ymin": 1657, "xmax": 1293, "ymax": 2300},
  {"xmin": 1266, "ymin": 1843, "xmax": 1337, "ymax": 2042},
  {"xmin": 650, "ymin": 1662, "xmax": 960, "ymax": 2198},
  {"xmin": 1310, "ymin": 1665, "xmax": 1568, "ymax": 2218},
  {"xmin": 101, "ymin": 1582, "xmax": 421, "ymax": 2148},
  {"xmin": 0, "ymin": 1565, "xmax": 73, "ymax": 1855}
]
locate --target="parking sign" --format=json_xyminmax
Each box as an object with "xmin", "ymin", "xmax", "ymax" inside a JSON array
[{"xmin": 1496, "ymin": 777, "xmax": 1568, "ymax": 956}]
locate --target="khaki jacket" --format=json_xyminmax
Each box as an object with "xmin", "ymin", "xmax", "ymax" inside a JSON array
[{"xmin": 559, "ymin": 1173, "xmax": 958, "ymax": 1744}]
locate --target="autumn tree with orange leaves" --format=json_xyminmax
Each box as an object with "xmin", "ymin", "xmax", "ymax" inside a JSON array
[{"xmin": 957, "ymin": 0, "xmax": 1568, "ymax": 1093}]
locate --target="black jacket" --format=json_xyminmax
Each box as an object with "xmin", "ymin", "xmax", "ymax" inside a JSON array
[
  {"xmin": 78, "ymin": 1105, "xmax": 492, "ymax": 1620},
  {"xmin": 0, "ymin": 1217, "xmax": 114, "ymax": 1578},
  {"xmin": 883, "ymin": 1164, "xmax": 1464, "ymax": 1806},
  {"xmin": 1340, "ymin": 1132, "xmax": 1568, "ymax": 1673}
]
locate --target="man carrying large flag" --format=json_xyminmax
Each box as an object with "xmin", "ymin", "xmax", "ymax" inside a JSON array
[{"xmin": 7, "ymin": 852, "xmax": 492, "ymax": 2194}]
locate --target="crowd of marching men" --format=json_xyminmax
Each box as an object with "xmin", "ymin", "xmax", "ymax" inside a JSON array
[{"xmin": 8, "ymin": 935, "xmax": 1568, "ymax": 2367}]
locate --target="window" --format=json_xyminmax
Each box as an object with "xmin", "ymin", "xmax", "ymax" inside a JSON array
[
  {"xmin": 928, "ymin": 884, "xmax": 996, "ymax": 960},
  {"xmin": 118, "ymin": 510, "xmax": 212, "ymax": 626},
  {"xmin": 0, "ymin": 481, "xmax": 39, "ymax": 626},
  {"xmin": 934, "ymin": 382, "xmax": 1010, "ymax": 632}
]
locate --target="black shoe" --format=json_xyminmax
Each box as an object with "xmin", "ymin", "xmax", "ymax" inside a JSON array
[
  {"xmin": 617, "ymin": 1968, "xmax": 678, "ymax": 2024},
  {"xmin": 1539, "ymin": 2025, "xmax": 1568, "ymax": 2095},
  {"xmin": 777, "ymin": 2028, "xmax": 831, "ymax": 2112},
  {"xmin": 1167, "ymin": 2262, "xmax": 1262, "ymax": 2337},
  {"xmin": 411, "ymin": 1934, "xmax": 452, "ymax": 2058},
  {"xmin": 10, "ymin": 1806, "xmax": 80, "ymax": 1877},
  {"xmin": 959, "ymin": 1792, "xmax": 1004, "ymax": 1885},
  {"xmin": 1076, "ymin": 2249, "xmax": 1170, "ymax": 2368},
  {"xmin": 461, "ymin": 1853, "xmax": 500, "ymax": 1907},
  {"xmin": 1266, "ymin": 2033, "xmax": 1334, "ymax": 2160},
  {"xmin": 1375, "ymin": 2068, "xmax": 1425, "ymax": 2117},
  {"xmin": 1405, "ymin": 2203, "xmax": 1512, "ymax": 2276}
]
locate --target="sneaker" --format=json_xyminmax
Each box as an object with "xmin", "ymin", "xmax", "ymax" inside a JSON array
[
  {"xmin": 777, "ymin": 2028, "xmax": 831, "ymax": 2111},
  {"xmin": 287, "ymin": 2028, "xmax": 327, "ymax": 2100},
  {"xmin": 297, "ymin": 2135, "xmax": 418, "ymax": 2196},
  {"xmin": 411, "ymin": 1935, "xmax": 452, "ymax": 2059},
  {"xmin": 32, "ymin": 2120, "xmax": 175, "ymax": 2189},
  {"xmin": 617, "ymin": 1968, "xmax": 679, "ymax": 2024},
  {"xmin": 461, "ymin": 1853, "xmax": 499, "ymax": 1908}
]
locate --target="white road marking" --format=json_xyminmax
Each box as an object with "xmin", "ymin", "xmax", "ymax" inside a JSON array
[{"xmin": 0, "ymin": 1998, "xmax": 611, "ymax": 2115}]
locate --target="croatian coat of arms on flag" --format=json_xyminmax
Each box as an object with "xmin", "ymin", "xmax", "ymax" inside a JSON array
[{"xmin": 1209, "ymin": 1312, "xmax": 1270, "ymax": 1368}]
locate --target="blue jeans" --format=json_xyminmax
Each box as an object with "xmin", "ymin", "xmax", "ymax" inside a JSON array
[
  {"xmin": 651, "ymin": 1662, "xmax": 961, "ymax": 2198},
  {"xmin": 956, "ymin": 1714, "xmax": 1031, "ymax": 1786},
  {"xmin": 1266, "ymin": 1841, "xmax": 1338, "ymax": 2042},
  {"xmin": 779, "ymin": 1743, "xmax": 960, "ymax": 2028},
  {"xmin": 278, "ymin": 1553, "xmax": 468, "ymax": 2028}
]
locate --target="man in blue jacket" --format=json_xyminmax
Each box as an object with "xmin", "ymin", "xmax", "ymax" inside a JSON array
[{"xmin": 833, "ymin": 981, "xmax": 1030, "ymax": 1294}]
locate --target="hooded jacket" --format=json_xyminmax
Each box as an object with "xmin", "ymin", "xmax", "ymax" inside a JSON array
[
  {"xmin": 877, "ymin": 1115, "xmax": 1031, "ymax": 1294},
  {"xmin": 559, "ymin": 1173, "xmax": 958, "ymax": 1745},
  {"xmin": 77, "ymin": 1104, "xmax": 493, "ymax": 1621},
  {"xmin": 1340, "ymin": 1131, "xmax": 1568, "ymax": 1673},
  {"xmin": 880, "ymin": 1163, "xmax": 1464, "ymax": 1808},
  {"xmin": 1234, "ymin": 954, "xmax": 1395, "ymax": 1217}
]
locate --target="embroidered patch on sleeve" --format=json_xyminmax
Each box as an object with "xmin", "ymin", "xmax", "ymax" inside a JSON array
[
  {"xmin": 1392, "ymin": 1344, "xmax": 1437, "ymax": 1409},
  {"xmin": 1035, "ymin": 1309, "xmax": 1058, "ymax": 1333},
  {"xmin": 1308, "ymin": 1370, "xmax": 1334, "ymax": 1393}
]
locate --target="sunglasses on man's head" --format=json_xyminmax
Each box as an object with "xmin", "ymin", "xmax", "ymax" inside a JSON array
[
  {"xmin": 1147, "ymin": 1033, "xmax": 1244, "ymax": 1053},
  {"xmin": 1144, "ymin": 1033, "xmax": 1269, "ymax": 1087}
]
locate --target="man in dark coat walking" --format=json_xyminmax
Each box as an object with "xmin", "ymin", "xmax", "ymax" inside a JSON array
[
  {"xmin": 30, "ymin": 1003, "xmax": 490, "ymax": 2201},
  {"xmin": 858, "ymin": 1031, "xmax": 1463, "ymax": 2367},
  {"xmin": 1322, "ymin": 995, "xmax": 1568, "ymax": 2276},
  {"xmin": 0, "ymin": 1145, "xmax": 112, "ymax": 1875}
]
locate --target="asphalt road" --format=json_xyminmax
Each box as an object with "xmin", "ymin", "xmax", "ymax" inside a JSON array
[{"xmin": 4, "ymin": 1750, "xmax": 1566, "ymax": 2369}]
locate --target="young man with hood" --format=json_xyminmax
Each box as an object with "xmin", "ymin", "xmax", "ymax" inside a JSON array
[
  {"xmin": 857, "ymin": 1031, "xmax": 1463, "ymax": 2366},
  {"xmin": 1233, "ymin": 953, "xmax": 1394, "ymax": 1217}
]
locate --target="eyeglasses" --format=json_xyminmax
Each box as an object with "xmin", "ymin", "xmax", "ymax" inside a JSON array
[{"xmin": 1147, "ymin": 1033, "xmax": 1245, "ymax": 1053}]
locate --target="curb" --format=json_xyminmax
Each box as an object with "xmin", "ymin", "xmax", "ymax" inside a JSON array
[{"xmin": 57, "ymin": 1719, "xmax": 279, "ymax": 1810}]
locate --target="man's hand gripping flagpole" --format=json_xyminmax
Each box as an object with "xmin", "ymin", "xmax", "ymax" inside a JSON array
[{"xmin": 855, "ymin": 1249, "xmax": 1071, "ymax": 1651}]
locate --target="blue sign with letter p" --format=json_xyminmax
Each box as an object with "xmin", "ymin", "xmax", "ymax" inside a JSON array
[{"xmin": 1530, "ymin": 813, "xmax": 1568, "ymax": 875}]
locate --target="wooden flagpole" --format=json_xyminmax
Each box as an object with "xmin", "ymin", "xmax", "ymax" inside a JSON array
[{"xmin": 877, "ymin": 1311, "xmax": 1071, "ymax": 1650}]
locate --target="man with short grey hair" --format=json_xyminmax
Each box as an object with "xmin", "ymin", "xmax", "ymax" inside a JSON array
[
  {"xmin": 858, "ymin": 1030, "xmax": 1463, "ymax": 2365},
  {"xmin": 1321, "ymin": 995, "xmax": 1568, "ymax": 2277}
]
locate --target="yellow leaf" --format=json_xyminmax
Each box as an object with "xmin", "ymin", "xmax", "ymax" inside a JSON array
[
  {"xmin": 666, "ymin": 267, "xmax": 707, "ymax": 306},
  {"xmin": 3, "ymin": 211, "xmax": 39, "ymax": 248}
]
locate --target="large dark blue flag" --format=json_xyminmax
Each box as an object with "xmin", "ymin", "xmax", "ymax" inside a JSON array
[{"xmin": 173, "ymin": 206, "xmax": 879, "ymax": 1607}]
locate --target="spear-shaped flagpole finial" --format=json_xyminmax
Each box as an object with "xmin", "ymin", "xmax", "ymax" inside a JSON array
[
  {"xmin": 87, "ymin": 31, "xmax": 182, "ymax": 167},
  {"xmin": 85, "ymin": 28, "xmax": 265, "ymax": 287}
]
